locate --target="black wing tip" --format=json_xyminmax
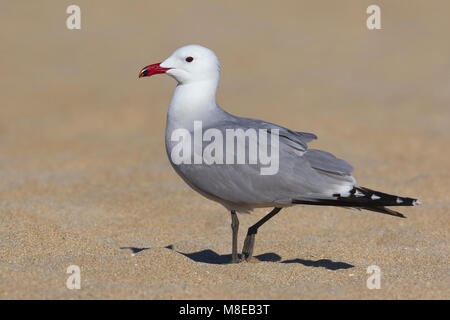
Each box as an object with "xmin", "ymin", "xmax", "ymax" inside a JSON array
[
  {"xmin": 292, "ymin": 186, "xmax": 419, "ymax": 218},
  {"xmin": 362, "ymin": 206, "xmax": 407, "ymax": 218},
  {"xmin": 292, "ymin": 199, "xmax": 408, "ymax": 218},
  {"xmin": 390, "ymin": 212, "xmax": 407, "ymax": 218},
  {"xmin": 356, "ymin": 186, "xmax": 420, "ymax": 207}
]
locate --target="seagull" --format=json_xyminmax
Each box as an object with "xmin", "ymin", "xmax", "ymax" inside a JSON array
[{"xmin": 139, "ymin": 44, "xmax": 420, "ymax": 263}]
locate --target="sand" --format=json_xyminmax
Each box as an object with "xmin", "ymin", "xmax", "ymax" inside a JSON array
[{"xmin": 0, "ymin": 1, "xmax": 449, "ymax": 299}]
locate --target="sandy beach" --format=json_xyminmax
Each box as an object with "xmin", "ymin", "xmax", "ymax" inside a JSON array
[{"xmin": 0, "ymin": 1, "xmax": 449, "ymax": 299}]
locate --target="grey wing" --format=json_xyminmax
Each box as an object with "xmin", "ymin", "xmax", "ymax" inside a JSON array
[
  {"xmin": 216, "ymin": 116, "xmax": 317, "ymax": 153},
  {"xmin": 242, "ymin": 117, "xmax": 317, "ymax": 152},
  {"xmin": 243, "ymin": 117, "xmax": 354, "ymax": 177},
  {"xmin": 303, "ymin": 149, "xmax": 354, "ymax": 176},
  {"xmin": 168, "ymin": 116, "xmax": 355, "ymax": 210}
]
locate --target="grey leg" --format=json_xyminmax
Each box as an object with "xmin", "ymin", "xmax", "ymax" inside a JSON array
[
  {"xmin": 241, "ymin": 207, "xmax": 282, "ymax": 261},
  {"xmin": 230, "ymin": 210, "xmax": 240, "ymax": 263}
]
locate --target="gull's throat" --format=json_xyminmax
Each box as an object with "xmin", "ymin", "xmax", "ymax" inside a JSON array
[{"xmin": 167, "ymin": 80, "xmax": 220, "ymax": 127}]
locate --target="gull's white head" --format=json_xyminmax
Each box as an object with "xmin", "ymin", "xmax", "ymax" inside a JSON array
[{"xmin": 139, "ymin": 44, "xmax": 220, "ymax": 85}]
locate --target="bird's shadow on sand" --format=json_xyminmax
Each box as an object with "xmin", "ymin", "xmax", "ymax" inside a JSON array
[
  {"xmin": 120, "ymin": 246, "xmax": 354, "ymax": 270},
  {"xmin": 281, "ymin": 258, "xmax": 354, "ymax": 270}
]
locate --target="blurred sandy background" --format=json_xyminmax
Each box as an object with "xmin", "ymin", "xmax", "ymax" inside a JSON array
[{"xmin": 0, "ymin": 0, "xmax": 449, "ymax": 299}]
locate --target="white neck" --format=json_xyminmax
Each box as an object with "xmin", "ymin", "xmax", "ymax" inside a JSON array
[{"xmin": 167, "ymin": 79, "xmax": 221, "ymax": 128}]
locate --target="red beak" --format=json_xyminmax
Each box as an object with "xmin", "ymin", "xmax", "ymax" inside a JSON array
[{"xmin": 139, "ymin": 63, "xmax": 171, "ymax": 78}]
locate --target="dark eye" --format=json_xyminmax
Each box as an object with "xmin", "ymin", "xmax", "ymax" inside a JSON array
[{"xmin": 185, "ymin": 56, "xmax": 194, "ymax": 62}]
